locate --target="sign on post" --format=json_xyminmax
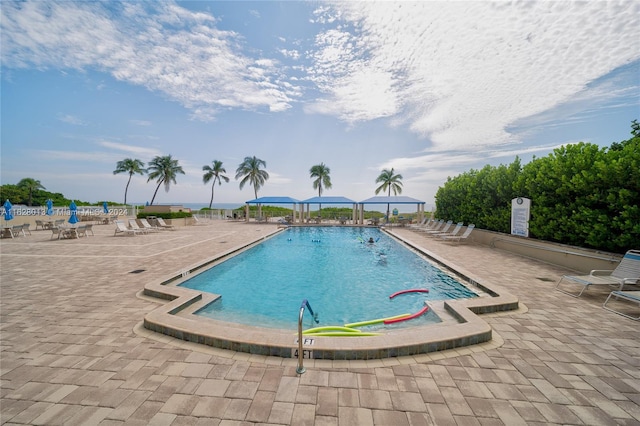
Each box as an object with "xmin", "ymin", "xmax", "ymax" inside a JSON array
[{"xmin": 511, "ymin": 197, "xmax": 531, "ymax": 237}]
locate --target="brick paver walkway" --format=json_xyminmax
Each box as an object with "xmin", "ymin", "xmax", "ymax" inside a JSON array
[{"xmin": 1, "ymin": 221, "xmax": 638, "ymax": 425}]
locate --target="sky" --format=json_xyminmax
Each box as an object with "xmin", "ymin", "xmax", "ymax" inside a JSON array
[{"xmin": 1, "ymin": 1, "xmax": 639, "ymax": 210}]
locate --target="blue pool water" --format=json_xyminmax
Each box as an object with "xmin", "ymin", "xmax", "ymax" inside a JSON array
[{"xmin": 181, "ymin": 227, "xmax": 477, "ymax": 330}]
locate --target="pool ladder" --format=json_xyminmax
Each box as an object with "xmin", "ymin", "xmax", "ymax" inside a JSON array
[{"xmin": 296, "ymin": 299, "xmax": 318, "ymax": 374}]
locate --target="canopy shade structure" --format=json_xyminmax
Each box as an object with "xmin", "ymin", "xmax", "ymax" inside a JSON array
[
  {"xmin": 245, "ymin": 196, "xmax": 300, "ymax": 204},
  {"xmin": 358, "ymin": 196, "xmax": 426, "ymax": 205},
  {"xmin": 300, "ymin": 196, "xmax": 356, "ymax": 204},
  {"xmin": 357, "ymin": 196, "xmax": 427, "ymax": 225},
  {"xmin": 244, "ymin": 196, "xmax": 299, "ymax": 223},
  {"xmin": 300, "ymin": 196, "xmax": 358, "ymax": 224}
]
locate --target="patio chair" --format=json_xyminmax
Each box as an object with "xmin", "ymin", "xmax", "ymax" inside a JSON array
[
  {"xmin": 441, "ymin": 224, "xmax": 475, "ymax": 243},
  {"xmin": 21, "ymin": 223, "xmax": 32, "ymax": 236},
  {"xmin": 155, "ymin": 217, "xmax": 175, "ymax": 230},
  {"xmin": 420, "ymin": 220, "xmax": 452, "ymax": 235},
  {"xmin": 50, "ymin": 226, "xmax": 65, "ymax": 240},
  {"xmin": 114, "ymin": 220, "xmax": 137, "ymax": 236},
  {"xmin": 602, "ymin": 290, "xmax": 640, "ymax": 320},
  {"xmin": 139, "ymin": 218, "xmax": 160, "ymax": 232},
  {"xmin": 555, "ymin": 249, "xmax": 640, "ymax": 297},
  {"xmin": 74, "ymin": 225, "xmax": 87, "ymax": 238},
  {"xmin": 35, "ymin": 220, "xmax": 46, "ymax": 230},
  {"xmin": 83, "ymin": 223, "xmax": 94, "ymax": 236},
  {"xmin": 428, "ymin": 222, "xmax": 463, "ymax": 238},
  {"xmin": 129, "ymin": 219, "xmax": 148, "ymax": 234},
  {"xmin": 10, "ymin": 224, "xmax": 25, "ymax": 238}
]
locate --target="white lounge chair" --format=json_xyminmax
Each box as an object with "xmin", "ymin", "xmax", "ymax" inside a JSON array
[
  {"xmin": 114, "ymin": 220, "xmax": 137, "ymax": 236},
  {"xmin": 156, "ymin": 217, "xmax": 175, "ymax": 230},
  {"xmin": 603, "ymin": 290, "xmax": 640, "ymax": 320},
  {"xmin": 555, "ymin": 249, "xmax": 640, "ymax": 297},
  {"xmin": 441, "ymin": 224, "xmax": 475, "ymax": 243},
  {"xmin": 139, "ymin": 218, "xmax": 160, "ymax": 232},
  {"xmin": 421, "ymin": 220, "xmax": 452, "ymax": 235},
  {"xmin": 428, "ymin": 222, "xmax": 463, "ymax": 238},
  {"xmin": 129, "ymin": 219, "xmax": 148, "ymax": 234}
]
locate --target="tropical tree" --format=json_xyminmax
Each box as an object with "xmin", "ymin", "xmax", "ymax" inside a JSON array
[
  {"xmin": 309, "ymin": 163, "xmax": 332, "ymax": 196},
  {"xmin": 146, "ymin": 155, "xmax": 185, "ymax": 205},
  {"xmin": 375, "ymin": 168, "xmax": 403, "ymax": 221},
  {"xmin": 113, "ymin": 158, "xmax": 146, "ymax": 205},
  {"xmin": 17, "ymin": 178, "xmax": 45, "ymax": 206},
  {"xmin": 202, "ymin": 160, "xmax": 229, "ymax": 209},
  {"xmin": 235, "ymin": 156, "xmax": 269, "ymax": 199}
]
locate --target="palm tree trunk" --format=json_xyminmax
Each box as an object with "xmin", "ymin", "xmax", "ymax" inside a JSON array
[
  {"xmin": 124, "ymin": 174, "xmax": 132, "ymax": 205},
  {"xmin": 209, "ymin": 183, "xmax": 215, "ymax": 209},
  {"xmin": 150, "ymin": 181, "xmax": 163, "ymax": 205}
]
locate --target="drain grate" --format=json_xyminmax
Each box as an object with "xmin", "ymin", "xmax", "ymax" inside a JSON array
[
  {"xmin": 129, "ymin": 269, "xmax": 146, "ymax": 274},
  {"xmin": 536, "ymin": 277, "xmax": 554, "ymax": 282}
]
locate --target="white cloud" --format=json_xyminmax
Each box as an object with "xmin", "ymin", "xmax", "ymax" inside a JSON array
[
  {"xmin": 57, "ymin": 114, "xmax": 86, "ymax": 126},
  {"xmin": 307, "ymin": 1, "xmax": 640, "ymax": 150},
  {"xmin": 1, "ymin": 1, "xmax": 300, "ymax": 118},
  {"xmin": 98, "ymin": 141, "xmax": 162, "ymax": 158}
]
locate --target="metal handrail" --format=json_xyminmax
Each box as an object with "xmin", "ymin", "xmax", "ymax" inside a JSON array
[{"xmin": 296, "ymin": 299, "xmax": 318, "ymax": 374}]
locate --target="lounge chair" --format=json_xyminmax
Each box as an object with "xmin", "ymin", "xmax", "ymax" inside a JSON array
[
  {"xmin": 114, "ymin": 220, "xmax": 137, "ymax": 236},
  {"xmin": 428, "ymin": 222, "xmax": 463, "ymax": 238},
  {"xmin": 603, "ymin": 290, "xmax": 640, "ymax": 320},
  {"xmin": 421, "ymin": 220, "xmax": 452, "ymax": 235},
  {"xmin": 409, "ymin": 217, "xmax": 429, "ymax": 229},
  {"xmin": 415, "ymin": 219, "xmax": 444, "ymax": 233},
  {"xmin": 155, "ymin": 217, "xmax": 175, "ymax": 230},
  {"xmin": 139, "ymin": 218, "xmax": 160, "ymax": 232},
  {"xmin": 129, "ymin": 219, "xmax": 148, "ymax": 234},
  {"xmin": 555, "ymin": 249, "xmax": 640, "ymax": 297},
  {"xmin": 441, "ymin": 224, "xmax": 475, "ymax": 243}
]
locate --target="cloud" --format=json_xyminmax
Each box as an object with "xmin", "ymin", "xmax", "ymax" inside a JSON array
[
  {"xmin": 130, "ymin": 119, "xmax": 152, "ymax": 126},
  {"xmin": 98, "ymin": 141, "xmax": 162, "ymax": 158},
  {"xmin": 307, "ymin": 1, "xmax": 640, "ymax": 150},
  {"xmin": 57, "ymin": 114, "xmax": 86, "ymax": 126},
  {"xmin": 1, "ymin": 1, "xmax": 300, "ymax": 118}
]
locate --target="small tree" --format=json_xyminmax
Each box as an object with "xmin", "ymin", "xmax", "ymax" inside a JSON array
[
  {"xmin": 147, "ymin": 155, "xmax": 185, "ymax": 205},
  {"xmin": 310, "ymin": 163, "xmax": 332, "ymax": 214},
  {"xmin": 375, "ymin": 168, "xmax": 403, "ymax": 221},
  {"xmin": 113, "ymin": 158, "xmax": 146, "ymax": 205},
  {"xmin": 235, "ymin": 156, "xmax": 269, "ymax": 199},
  {"xmin": 17, "ymin": 178, "xmax": 45, "ymax": 206},
  {"xmin": 202, "ymin": 160, "xmax": 229, "ymax": 209}
]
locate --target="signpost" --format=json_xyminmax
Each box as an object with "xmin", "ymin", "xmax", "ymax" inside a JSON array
[{"xmin": 511, "ymin": 197, "xmax": 531, "ymax": 237}]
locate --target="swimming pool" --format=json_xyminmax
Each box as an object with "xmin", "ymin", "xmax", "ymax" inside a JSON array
[{"xmin": 180, "ymin": 227, "xmax": 477, "ymax": 330}]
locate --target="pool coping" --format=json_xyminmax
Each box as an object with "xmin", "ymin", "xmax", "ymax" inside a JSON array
[{"xmin": 142, "ymin": 226, "xmax": 520, "ymax": 360}]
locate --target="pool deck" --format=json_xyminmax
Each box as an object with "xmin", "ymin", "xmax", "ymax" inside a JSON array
[{"xmin": 1, "ymin": 220, "xmax": 639, "ymax": 425}]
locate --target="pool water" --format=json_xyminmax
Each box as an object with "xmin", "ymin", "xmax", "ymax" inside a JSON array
[{"xmin": 181, "ymin": 227, "xmax": 477, "ymax": 330}]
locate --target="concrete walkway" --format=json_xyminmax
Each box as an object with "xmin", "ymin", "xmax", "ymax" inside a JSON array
[{"xmin": 1, "ymin": 220, "xmax": 638, "ymax": 425}]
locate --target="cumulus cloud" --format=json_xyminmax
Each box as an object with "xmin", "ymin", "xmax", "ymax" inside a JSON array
[
  {"xmin": 307, "ymin": 1, "xmax": 640, "ymax": 150},
  {"xmin": 1, "ymin": 1, "xmax": 300, "ymax": 118}
]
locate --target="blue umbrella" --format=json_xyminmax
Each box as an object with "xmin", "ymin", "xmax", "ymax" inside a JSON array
[
  {"xmin": 3, "ymin": 200, "xmax": 14, "ymax": 223},
  {"xmin": 46, "ymin": 199, "xmax": 54, "ymax": 216},
  {"xmin": 103, "ymin": 201, "xmax": 109, "ymax": 214},
  {"xmin": 68, "ymin": 200, "xmax": 79, "ymax": 224}
]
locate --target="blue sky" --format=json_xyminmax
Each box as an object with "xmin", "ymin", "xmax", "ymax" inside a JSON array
[{"xmin": 1, "ymin": 1, "xmax": 639, "ymax": 209}]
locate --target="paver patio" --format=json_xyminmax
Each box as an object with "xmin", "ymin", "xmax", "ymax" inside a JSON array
[{"xmin": 1, "ymin": 220, "xmax": 638, "ymax": 425}]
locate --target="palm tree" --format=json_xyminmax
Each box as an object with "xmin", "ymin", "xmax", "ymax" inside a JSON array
[
  {"xmin": 146, "ymin": 155, "xmax": 185, "ymax": 205},
  {"xmin": 235, "ymin": 156, "xmax": 269, "ymax": 199},
  {"xmin": 202, "ymin": 160, "xmax": 229, "ymax": 209},
  {"xmin": 113, "ymin": 158, "xmax": 146, "ymax": 205},
  {"xmin": 310, "ymin": 163, "xmax": 332, "ymax": 216},
  {"xmin": 17, "ymin": 178, "xmax": 45, "ymax": 206},
  {"xmin": 375, "ymin": 168, "xmax": 403, "ymax": 222}
]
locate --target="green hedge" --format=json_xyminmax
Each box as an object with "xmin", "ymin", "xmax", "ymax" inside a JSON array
[{"xmin": 137, "ymin": 211, "xmax": 193, "ymax": 220}]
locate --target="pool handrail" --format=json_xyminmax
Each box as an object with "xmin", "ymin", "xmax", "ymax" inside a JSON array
[{"xmin": 297, "ymin": 299, "xmax": 318, "ymax": 374}]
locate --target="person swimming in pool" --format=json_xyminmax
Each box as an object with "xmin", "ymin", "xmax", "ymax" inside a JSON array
[{"xmin": 368, "ymin": 237, "xmax": 375, "ymax": 244}]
